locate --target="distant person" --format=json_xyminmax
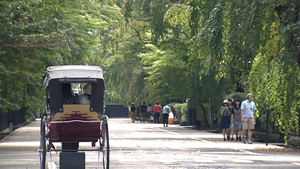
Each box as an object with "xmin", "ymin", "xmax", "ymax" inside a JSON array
[
  {"xmin": 162, "ymin": 104, "xmax": 171, "ymax": 127},
  {"xmin": 228, "ymin": 99, "xmax": 234, "ymax": 141},
  {"xmin": 140, "ymin": 102, "xmax": 147, "ymax": 123},
  {"xmin": 147, "ymin": 104, "xmax": 153, "ymax": 116},
  {"xmin": 147, "ymin": 104, "xmax": 154, "ymax": 123},
  {"xmin": 62, "ymin": 83, "xmax": 79, "ymax": 104},
  {"xmin": 233, "ymin": 98, "xmax": 243, "ymax": 141},
  {"xmin": 79, "ymin": 83, "xmax": 92, "ymax": 104},
  {"xmin": 61, "ymin": 83, "xmax": 79, "ymax": 152},
  {"xmin": 130, "ymin": 103, "xmax": 136, "ymax": 123},
  {"xmin": 153, "ymin": 102, "xmax": 162, "ymax": 124},
  {"xmin": 241, "ymin": 93, "xmax": 256, "ymax": 144},
  {"xmin": 220, "ymin": 99, "xmax": 231, "ymax": 141}
]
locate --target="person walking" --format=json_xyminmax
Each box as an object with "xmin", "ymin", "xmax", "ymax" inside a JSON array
[
  {"xmin": 147, "ymin": 104, "xmax": 154, "ymax": 123},
  {"xmin": 162, "ymin": 104, "xmax": 171, "ymax": 127},
  {"xmin": 220, "ymin": 99, "xmax": 231, "ymax": 141},
  {"xmin": 228, "ymin": 99, "xmax": 234, "ymax": 141},
  {"xmin": 233, "ymin": 98, "xmax": 243, "ymax": 141},
  {"xmin": 140, "ymin": 102, "xmax": 147, "ymax": 123},
  {"xmin": 130, "ymin": 103, "xmax": 136, "ymax": 123},
  {"xmin": 153, "ymin": 102, "xmax": 162, "ymax": 124},
  {"xmin": 241, "ymin": 93, "xmax": 256, "ymax": 144}
]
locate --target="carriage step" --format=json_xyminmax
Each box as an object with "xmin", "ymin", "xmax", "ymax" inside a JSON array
[{"xmin": 60, "ymin": 152, "xmax": 85, "ymax": 169}]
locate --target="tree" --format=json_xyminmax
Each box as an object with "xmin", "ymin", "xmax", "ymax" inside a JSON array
[{"xmin": 0, "ymin": 0, "xmax": 123, "ymax": 119}]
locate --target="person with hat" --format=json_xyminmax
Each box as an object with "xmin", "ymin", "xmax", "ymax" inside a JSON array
[
  {"xmin": 220, "ymin": 99, "xmax": 232, "ymax": 141},
  {"xmin": 241, "ymin": 93, "xmax": 256, "ymax": 144},
  {"xmin": 79, "ymin": 83, "xmax": 92, "ymax": 104},
  {"xmin": 233, "ymin": 98, "xmax": 243, "ymax": 141},
  {"xmin": 130, "ymin": 103, "xmax": 136, "ymax": 123}
]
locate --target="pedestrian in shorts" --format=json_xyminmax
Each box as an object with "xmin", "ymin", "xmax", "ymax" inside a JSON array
[{"xmin": 241, "ymin": 93, "xmax": 256, "ymax": 144}]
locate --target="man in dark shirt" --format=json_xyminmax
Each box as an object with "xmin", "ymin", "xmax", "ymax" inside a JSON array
[
  {"xmin": 140, "ymin": 102, "xmax": 147, "ymax": 123},
  {"xmin": 130, "ymin": 103, "xmax": 136, "ymax": 123}
]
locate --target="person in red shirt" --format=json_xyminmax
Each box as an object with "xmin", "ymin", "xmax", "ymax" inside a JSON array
[{"xmin": 153, "ymin": 102, "xmax": 162, "ymax": 123}]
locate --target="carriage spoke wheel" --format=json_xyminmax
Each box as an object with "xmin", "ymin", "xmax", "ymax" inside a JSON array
[
  {"xmin": 100, "ymin": 118, "xmax": 109, "ymax": 169},
  {"xmin": 39, "ymin": 117, "xmax": 47, "ymax": 169}
]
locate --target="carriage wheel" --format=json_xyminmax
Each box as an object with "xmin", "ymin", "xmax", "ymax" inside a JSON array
[
  {"xmin": 99, "ymin": 117, "xmax": 109, "ymax": 169},
  {"xmin": 39, "ymin": 117, "xmax": 47, "ymax": 169},
  {"xmin": 103, "ymin": 122, "xmax": 110, "ymax": 169}
]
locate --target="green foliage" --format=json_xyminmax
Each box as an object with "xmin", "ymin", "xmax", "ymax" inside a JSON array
[
  {"xmin": 196, "ymin": 103, "xmax": 209, "ymax": 122},
  {"xmin": 250, "ymin": 56, "xmax": 299, "ymax": 144},
  {"xmin": 170, "ymin": 102, "xmax": 188, "ymax": 121},
  {"xmin": 247, "ymin": 0, "xmax": 300, "ymax": 144},
  {"xmin": 225, "ymin": 93, "xmax": 247, "ymax": 102},
  {"xmin": 1, "ymin": 0, "xmax": 299, "ymax": 145},
  {"xmin": 0, "ymin": 0, "xmax": 123, "ymax": 121}
]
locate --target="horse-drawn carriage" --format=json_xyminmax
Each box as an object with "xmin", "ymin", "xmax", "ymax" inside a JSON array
[{"xmin": 40, "ymin": 65, "xmax": 109, "ymax": 169}]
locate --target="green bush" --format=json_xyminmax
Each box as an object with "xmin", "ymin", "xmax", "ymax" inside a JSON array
[{"xmin": 170, "ymin": 102, "xmax": 188, "ymax": 121}]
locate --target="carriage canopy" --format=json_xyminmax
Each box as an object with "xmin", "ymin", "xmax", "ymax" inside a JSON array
[
  {"xmin": 43, "ymin": 65, "xmax": 104, "ymax": 89},
  {"xmin": 43, "ymin": 65, "xmax": 105, "ymax": 115}
]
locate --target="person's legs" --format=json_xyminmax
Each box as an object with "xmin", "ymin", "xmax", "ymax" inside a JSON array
[
  {"xmin": 165, "ymin": 114, "xmax": 169, "ymax": 127},
  {"xmin": 222, "ymin": 129, "xmax": 226, "ymax": 141},
  {"xmin": 132, "ymin": 111, "xmax": 135, "ymax": 123},
  {"xmin": 239, "ymin": 130, "xmax": 242, "ymax": 141},
  {"xmin": 247, "ymin": 118, "xmax": 254, "ymax": 144},
  {"xmin": 130, "ymin": 111, "xmax": 135, "ymax": 123},
  {"xmin": 242, "ymin": 129, "xmax": 246, "ymax": 137},
  {"xmin": 155, "ymin": 113, "xmax": 160, "ymax": 123},
  {"xmin": 162, "ymin": 114, "xmax": 166, "ymax": 126},
  {"xmin": 141, "ymin": 113, "xmax": 145, "ymax": 123},
  {"xmin": 242, "ymin": 129, "xmax": 247, "ymax": 143},
  {"xmin": 158, "ymin": 114, "xmax": 161, "ymax": 123},
  {"xmin": 242, "ymin": 118, "xmax": 249, "ymax": 143},
  {"xmin": 154, "ymin": 113, "xmax": 158, "ymax": 123},
  {"xmin": 226, "ymin": 129, "xmax": 230, "ymax": 140},
  {"xmin": 235, "ymin": 131, "xmax": 238, "ymax": 141},
  {"xmin": 247, "ymin": 129, "xmax": 252, "ymax": 144}
]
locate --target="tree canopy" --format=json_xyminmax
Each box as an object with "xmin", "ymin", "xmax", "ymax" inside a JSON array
[{"xmin": 1, "ymin": 0, "xmax": 299, "ymax": 142}]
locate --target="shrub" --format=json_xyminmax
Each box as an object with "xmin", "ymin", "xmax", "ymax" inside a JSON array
[{"xmin": 170, "ymin": 102, "xmax": 188, "ymax": 121}]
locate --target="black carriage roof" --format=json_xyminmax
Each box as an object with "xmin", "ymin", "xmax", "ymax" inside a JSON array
[{"xmin": 43, "ymin": 65, "xmax": 104, "ymax": 89}]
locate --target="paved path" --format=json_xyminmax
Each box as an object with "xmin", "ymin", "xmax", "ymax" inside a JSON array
[{"xmin": 1, "ymin": 118, "xmax": 300, "ymax": 168}]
